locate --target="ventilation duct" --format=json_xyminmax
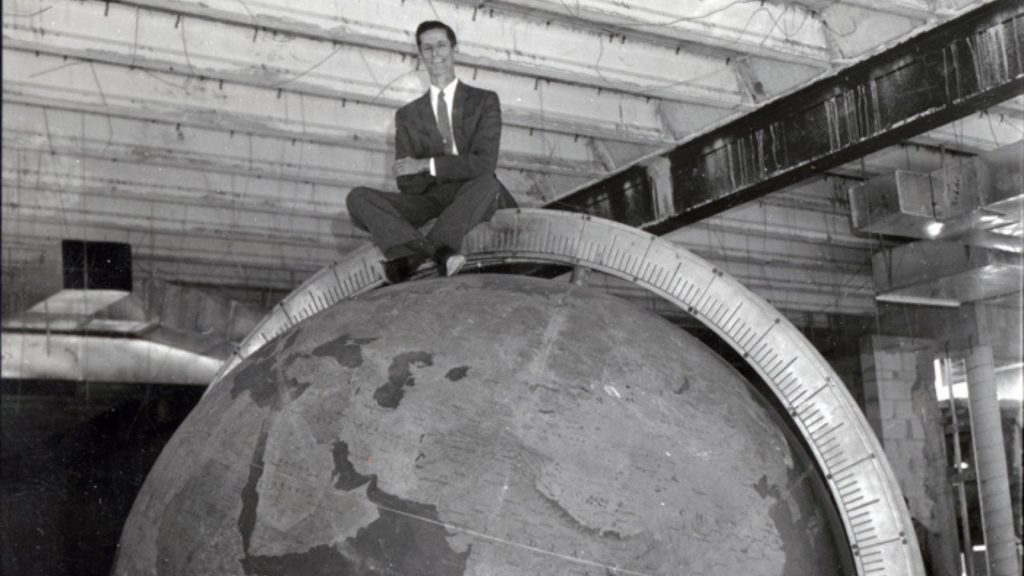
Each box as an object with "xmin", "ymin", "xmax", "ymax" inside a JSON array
[
  {"xmin": 872, "ymin": 241, "xmax": 1022, "ymax": 305},
  {"xmin": 0, "ymin": 332, "xmax": 221, "ymax": 385},
  {"xmin": 850, "ymin": 142, "xmax": 1023, "ymax": 246}
]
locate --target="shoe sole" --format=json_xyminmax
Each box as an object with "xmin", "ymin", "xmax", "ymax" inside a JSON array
[{"xmin": 445, "ymin": 254, "xmax": 466, "ymax": 277}]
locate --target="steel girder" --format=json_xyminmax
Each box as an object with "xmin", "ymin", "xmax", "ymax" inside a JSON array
[{"xmin": 547, "ymin": 0, "xmax": 1024, "ymax": 235}]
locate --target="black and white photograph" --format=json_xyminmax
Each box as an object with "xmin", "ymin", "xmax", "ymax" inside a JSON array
[{"xmin": 1, "ymin": 1, "xmax": 1021, "ymax": 575}]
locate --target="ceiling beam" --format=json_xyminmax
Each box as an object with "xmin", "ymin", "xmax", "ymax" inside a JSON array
[
  {"xmin": 1, "ymin": 213, "xmax": 339, "ymax": 272},
  {"xmin": 2, "ymin": 100, "xmax": 606, "ymax": 183},
  {"xmin": 66, "ymin": 0, "xmax": 753, "ymax": 108},
  {"xmin": 832, "ymin": 0, "xmax": 936, "ymax": 21},
  {"xmin": 2, "ymin": 45, "xmax": 679, "ymax": 147},
  {"xmin": 0, "ymin": 237, "xmax": 315, "ymax": 293},
  {"xmin": 3, "ymin": 181, "xmax": 342, "ymax": 243},
  {"xmin": 1, "ymin": 140, "xmax": 592, "ymax": 212},
  {"xmin": 1, "ymin": 147, "xmax": 353, "ymax": 210},
  {"xmin": 548, "ymin": 0, "xmax": 1024, "ymax": 235},
  {"xmin": 447, "ymin": 0, "xmax": 832, "ymax": 67},
  {"xmin": 0, "ymin": 170, "xmax": 351, "ymax": 217},
  {"xmin": 2, "ymin": 94, "xmax": 606, "ymax": 177}
]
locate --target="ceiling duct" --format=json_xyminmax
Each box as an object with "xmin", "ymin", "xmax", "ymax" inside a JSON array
[
  {"xmin": 0, "ymin": 332, "xmax": 221, "ymax": 385},
  {"xmin": 3, "ymin": 237, "xmax": 263, "ymax": 383},
  {"xmin": 872, "ymin": 241, "xmax": 1023, "ymax": 305},
  {"xmin": 853, "ymin": 142, "xmax": 1022, "ymax": 306},
  {"xmin": 849, "ymin": 141, "xmax": 1023, "ymax": 247}
]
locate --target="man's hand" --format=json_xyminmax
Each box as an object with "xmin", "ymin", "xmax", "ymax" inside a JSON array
[{"xmin": 393, "ymin": 157, "xmax": 430, "ymax": 177}]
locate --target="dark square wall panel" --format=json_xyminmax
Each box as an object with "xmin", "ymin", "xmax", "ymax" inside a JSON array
[{"xmin": 62, "ymin": 240, "xmax": 133, "ymax": 292}]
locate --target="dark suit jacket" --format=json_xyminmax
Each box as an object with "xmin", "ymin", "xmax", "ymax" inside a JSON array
[{"xmin": 394, "ymin": 82, "xmax": 505, "ymax": 197}]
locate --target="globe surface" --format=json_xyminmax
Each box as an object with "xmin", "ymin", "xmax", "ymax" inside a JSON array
[{"xmin": 115, "ymin": 274, "xmax": 845, "ymax": 575}]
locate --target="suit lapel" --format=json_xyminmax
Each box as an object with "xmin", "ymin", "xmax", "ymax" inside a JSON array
[
  {"xmin": 453, "ymin": 82, "xmax": 470, "ymax": 153},
  {"xmin": 413, "ymin": 91, "xmax": 433, "ymax": 131},
  {"xmin": 411, "ymin": 91, "xmax": 445, "ymax": 154},
  {"xmin": 411, "ymin": 84, "xmax": 472, "ymax": 154}
]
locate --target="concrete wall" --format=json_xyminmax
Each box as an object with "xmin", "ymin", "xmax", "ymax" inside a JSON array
[
  {"xmin": 862, "ymin": 295, "xmax": 1023, "ymax": 575},
  {"xmin": 861, "ymin": 335, "xmax": 960, "ymax": 576}
]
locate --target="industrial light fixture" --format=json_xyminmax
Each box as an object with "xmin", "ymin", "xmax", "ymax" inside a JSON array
[
  {"xmin": 925, "ymin": 221, "xmax": 945, "ymax": 238},
  {"xmin": 875, "ymin": 293, "xmax": 961, "ymax": 307}
]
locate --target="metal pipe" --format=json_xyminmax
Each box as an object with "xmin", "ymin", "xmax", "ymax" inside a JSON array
[
  {"xmin": 966, "ymin": 345, "xmax": 1020, "ymax": 576},
  {"xmin": 944, "ymin": 358, "xmax": 976, "ymax": 576}
]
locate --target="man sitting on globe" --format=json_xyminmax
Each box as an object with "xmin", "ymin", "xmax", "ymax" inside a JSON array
[{"xmin": 346, "ymin": 20, "xmax": 517, "ymax": 284}]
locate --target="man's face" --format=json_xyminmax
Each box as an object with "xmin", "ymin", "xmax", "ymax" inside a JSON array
[{"xmin": 418, "ymin": 28, "xmax": 455, "ymax": 81}]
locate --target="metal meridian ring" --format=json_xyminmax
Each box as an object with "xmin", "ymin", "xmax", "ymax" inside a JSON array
[{"xmin": 208, "ymin": 209, "xmax": 923, "ymax": 576}]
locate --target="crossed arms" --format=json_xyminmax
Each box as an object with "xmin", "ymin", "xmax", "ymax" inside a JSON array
[{"xmin": 393, "ymin": 90, "xmax": 502, "ymax": 195}]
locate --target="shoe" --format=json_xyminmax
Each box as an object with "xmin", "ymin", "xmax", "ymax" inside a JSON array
[
  {"xmin": 432, "ymin": 247, "xmax": 466, "ymax": 277},
  {"xmin": 381, "ymin": 258, "xmax": 411, "ymax": 284},
  {"xmin": 380, "ymin": 254, "xmax": 424, "ymax": 284},
  {"xmin": 445, "ymin": 253, "xmax": 466, "ymax": 277}
]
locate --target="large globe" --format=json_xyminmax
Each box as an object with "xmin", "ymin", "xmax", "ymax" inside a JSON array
[{"xmin": 115, "ymin": 274, "xmax": 846, "ymax": 575}]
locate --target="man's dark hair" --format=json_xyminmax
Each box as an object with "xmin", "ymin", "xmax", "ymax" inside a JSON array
[{"xmin": 415, "ymin": 21, "xmax": 457, "ymax": 49}]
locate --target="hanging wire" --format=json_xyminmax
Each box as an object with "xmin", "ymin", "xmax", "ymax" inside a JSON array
[
  {"xmin": 984, "ymin": 110, "xmax": 1002, "ymax": 147},
  {"xmin": 28, "ymin": 59, "xmax": 88, "ymax": 79},
  {"xmin": 233, "ymin": 0, "xmax": 257, "ymax": 24},
  {"xmin": 179, "ymin": 16, "xmax": 198, "ymax": 77},
  {"xmin": 589, "ymin": 0, "xmax": 761, "ymax": 28},
  {"xmin": 993, "ymin": 107, "xmax": 1024, "ymax": 136},
  {"xmin": 131, "ymin": 5, "xmax": 141, "ymax": 68},
  {"xmin": 269, "ymin": 45, "xmax": 343, "ymax": 88},
  {"xmin": 87, "ymin": 62, "xmax": 116, "ymax": 157},
  {"xmin": 574, "ymin": 0, "xmax": 824, "ymax": 97}
]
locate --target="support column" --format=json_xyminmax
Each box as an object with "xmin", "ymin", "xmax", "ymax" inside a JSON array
[{"xmin": 965, "ymin": 345, "xmax": 1020, "ymax": 576}]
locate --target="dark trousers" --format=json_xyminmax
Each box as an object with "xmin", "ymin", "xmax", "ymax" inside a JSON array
[{"xmin": 347, "ymin": 175, "xmax": 515, "ymax": 259}]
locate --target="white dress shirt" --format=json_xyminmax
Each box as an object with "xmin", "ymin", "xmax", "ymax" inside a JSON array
[{"xmin": 428, "ymin": 78, "xmax": 459, "ymax": 176}]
